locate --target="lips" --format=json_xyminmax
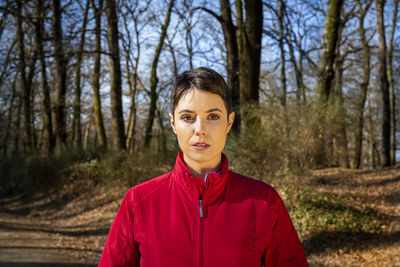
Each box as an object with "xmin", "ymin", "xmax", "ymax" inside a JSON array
[{"xmin": 192, "ymin": 142, "xmax": 210, "ymax": 150}]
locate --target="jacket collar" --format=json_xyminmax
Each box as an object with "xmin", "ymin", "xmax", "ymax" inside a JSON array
[
  {"xmin": 172, "ymin": 151, "xmax": 230, "ymax": 201},
  {"xmin": 173, "ymin": 151, "xmax": 229, "ymax": 177}
]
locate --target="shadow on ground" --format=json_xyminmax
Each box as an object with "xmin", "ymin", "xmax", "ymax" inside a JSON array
[{"xmin": 303, "ymin": 230, "xmax": 400, "ymax": 255}]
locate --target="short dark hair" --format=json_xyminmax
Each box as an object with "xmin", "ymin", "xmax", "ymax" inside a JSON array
[{"xmin": 171, "ymin": 67, "xmax": 232, "ymax": 115}]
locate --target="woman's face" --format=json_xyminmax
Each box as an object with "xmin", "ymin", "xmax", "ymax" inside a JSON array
[{"xmin": 169, "ymin": 88, "xmax": 235, "ymax": 172}]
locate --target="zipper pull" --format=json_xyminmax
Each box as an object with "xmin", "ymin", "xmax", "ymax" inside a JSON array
[{"xmin": 199, "ymin": 200, "xmax": 203, "ymax": 218}]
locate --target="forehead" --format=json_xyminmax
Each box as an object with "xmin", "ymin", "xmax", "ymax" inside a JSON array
[{"xmin": 176, "ymin": 88, "xmax": 226, "ymax": 112}]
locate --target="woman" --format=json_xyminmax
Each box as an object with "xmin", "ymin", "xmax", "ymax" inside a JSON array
[{"xmin": 99, "ymin": 67, "xmax": 308, "ymax": 266}]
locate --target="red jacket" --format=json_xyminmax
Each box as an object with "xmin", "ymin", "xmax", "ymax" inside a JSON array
[{"xmin": 99, "ymin": 152, "xmax": 308, "ymax": 266}]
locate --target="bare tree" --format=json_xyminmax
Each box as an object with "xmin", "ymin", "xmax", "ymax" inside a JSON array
[
  {"xmin": 284, "ymin": 9, "xmax": 306, "ymax": 105},
  {"xmin": 91, "ymin": 0, "xmax": 107, "ymax": 151},
  {"xmin": 314, "ymin": 0, "xmax": 344, "ymax": 167},
  {"xmin": 16, "ymin": 0, "xmax": 32, "ymax": 150},
  {"xmin": 316, "ymin": 0, "xmax": 344, "ymax": 104},
  {"xmin": 16, "ymin": 1, "xmax": 39, "ymax": 151},
  {"xmin": 105, "ymin": 0, "xmax": 126, "ymax": 151},
  {"xmin": 387, "ymin": 0, "xmax": 398, "ymax": 165},
  {"xmin": 278, "ymin": 0, "xmax": 287, "ymax": 106},
  {"xmin": 13, "ymin": 94, "xmax": 22, "ymax": 154},
  {"xmin": 121, "ymin": 0, "xmax": 149, "ymax": 152},
  {"xmin": 34, "ymin": 0, "xmax": 55, "ymax": 154},
  {"xmin": 354, "ymin": 0, "xmax": 373, "ymax": 168},
  {"xmin": 333, "ymin": 34, "xmax": 350, "ymax": 168},
  {"xmin": 375, "ymin": 0, "xmax": 391, "ymax": 167},
  {"xmin": 236, "ymin": 0, "xmax": 263, "ymax": 131},
  {"xmin": 72, "ymin": 0, "xmax": 90, "ymax": 150},
  {"xmin": 2, "ymin": 74, "xmax": 17, "ymax": 156},
  {"xmin": 144, "ymin": 0, "xmax": 174, "ymax": 149},
  {"xmin": 52, "ymin": 0, "xmax": 68, "ymax": 149}
]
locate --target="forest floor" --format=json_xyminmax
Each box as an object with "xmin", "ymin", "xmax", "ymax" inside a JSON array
[
  {"xmin": 0, "ymin": 166, "xmax": 399, "ymax": 266},
  {"xmin": 300, "ymin": 167, "xmax": 400, "ymax": 266}
]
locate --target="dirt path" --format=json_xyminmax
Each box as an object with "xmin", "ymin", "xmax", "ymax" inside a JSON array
[
  {"xmin": 0, "ymin": 188, "xmax": 122, "ymax": 266},
  {"xmin": 0, "ymin": 167, "xmax": 399, "ymax": 266}
]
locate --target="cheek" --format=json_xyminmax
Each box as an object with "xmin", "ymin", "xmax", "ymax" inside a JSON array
[
  {"xmin": 217, "ymin": 133, "xmax": 228, "ymax": 144},
  {"xmin": 214, "ymin": 126, "xmax": 228, "ymax": 142},
  {"xmin": 175, "ymin": 123, "xmax": 193, "ymax": 140}
]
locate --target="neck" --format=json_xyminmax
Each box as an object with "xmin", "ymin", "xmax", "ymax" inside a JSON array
[
  {"xmin": 183, "ymin": 155, "xmax": 221, "ymax": 178},
  {"xmin": 187, "ymin": 166, "xmax": 215, "ymax": 178}
]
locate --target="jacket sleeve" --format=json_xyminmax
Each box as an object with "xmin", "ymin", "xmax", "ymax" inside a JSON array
[
  {"xmin": 99, "ymin": 188, "xmax": 140, "ymax": 267},
  {"xmin": 263, "ymin": 190, "xmax": 308, "ymax": 267}
]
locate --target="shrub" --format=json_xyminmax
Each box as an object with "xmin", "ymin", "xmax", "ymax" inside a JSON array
[
  {"xmin": 0, "ymin": 151, "xmax": 87, "ymax": 195},
  {"xmin": 225, "ymin": 103, "xmax": 320, "ymax": 181}
]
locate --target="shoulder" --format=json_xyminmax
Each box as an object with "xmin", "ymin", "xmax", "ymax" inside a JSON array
[
  {"xmin": 228, "ymin": 171, "xmax": 281, "ymax": 204},
  {"xmin": 125, "ymin": 171, "xmax": 172, "ymax": 204}
]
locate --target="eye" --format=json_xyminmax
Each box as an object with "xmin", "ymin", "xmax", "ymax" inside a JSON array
[
  {"xmin": 208, "ymin": 113, "xmax": 220, "ymax": 120},
  {"xmin": 181, "ymin": 114, "xmax": 194, "ymax": 121}
]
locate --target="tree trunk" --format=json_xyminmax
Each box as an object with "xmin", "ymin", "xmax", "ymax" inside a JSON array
[
  {"xmin": 278, "ymin": 0, "xmax": 286, "ymax": 106},
  {"xmin": 236, "ymin": 0, "xmax": 263, "ymax": 131},
  {"xmin": 387, "ymin": 0, "xmax": 398, "ymax": 165},
  {"xmin": 354, "ymin": 0, "xmax": 372, "ymax": 168},
  {"xmin": 375, "ymin": 0, "xmax": 391, "ymax": 167},
  {"xmin": 73, "ymin": 0, "xmax": 90, "ymax": 150},
  {"xmin": 157, "ymin": 103, "xmax": 167, "ymax": 156},
  {"xmin": 84, "ymin": 111, "xmax": 94, "ymax": 151},
  {"xmin": 91, "ymin": 0, "xmax": 107, "ymax": 151},
  {"xmin": 106, "ymin": 0, "xmax": 126, "ymax": 151},
  {"xmin": 52, "ymin": 0, "xmax": 68, "ymax": 149},
  {"xmin": 284, "ymin": 15, "xmax": 306, "ymax": 105},
  {"xmin": 122, "ymin": 14, "xmax": 140, "ymax": 152},
  {"xmin": 31, "ymin": 87, "xmax": 38, "ymax": 150},
  {"xmin": 334, "ymin": 48, "xmax": 349, "ymax": 168},
  {"xmin": 13, "ymin": 95, "xmax": 22, "ymax": 154},
  {"xmin": 16, "ymin": 1, "xmax": 32, "ymax": 151},
  {"xmin": 2, "ymin": 74, "xmax": 17, "ymax": 156},
  {"xmin": 144, "ymin": 0, "xmax": 174, "ymax": 148},
  {"xmin": 316, "ymin": 0, "xmax": 344, "ymax": 103},
  {"xmin": 34, "ymin": 0, "xmax": 55, "ymax": 154},
  {"xmin": 286, "ymin": 35, "xmax": 304, "ymax": 105},
  {"xmin": 314, "ymin": 0, "xmax": 344, "ymax": 167},
  {"xmin": 125, "ymin": 67, "xmax": 138, "ymax": 152},
  {"xmin": 367, "ymin": 96, "xmax": 379, "ymax": 168}
]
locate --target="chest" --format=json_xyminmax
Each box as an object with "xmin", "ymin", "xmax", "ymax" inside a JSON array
[{"xmin": 134, "ymin": 187, "xmax": 264, "ymax": 267}]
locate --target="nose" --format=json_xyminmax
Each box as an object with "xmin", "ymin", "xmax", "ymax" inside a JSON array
[{"xmin": 194, "ymin": 118, "xmax": 206, "ymax": 136}]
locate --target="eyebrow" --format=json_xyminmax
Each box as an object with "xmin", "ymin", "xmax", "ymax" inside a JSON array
[{"xmin": 177, "ymin": 108, "xmax": 223, "ymax": 114}]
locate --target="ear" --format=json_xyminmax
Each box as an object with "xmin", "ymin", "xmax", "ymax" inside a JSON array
[
  {"xmin": 226, "ymin": 112, "xmax": 235, "ymax": 134},
  {"xmin": 169, "ymin": 113, "xmax": 177, "ymax": 134}
]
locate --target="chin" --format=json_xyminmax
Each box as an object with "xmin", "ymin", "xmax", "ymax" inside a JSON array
[
  {"xmin": 187, "ymin": 152, "xmax": 209, "ymax": 161},
  {"xmin": 186, "ymin": 150, "xmax": 219, "ymax": 163}
]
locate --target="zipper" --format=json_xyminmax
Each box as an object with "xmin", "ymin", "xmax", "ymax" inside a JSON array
[
  {"xmin": 199, "ymin": 213, "xmax": 204, "ymax": 267},
  {"xmin": 199, "ymin": 200, "xmax": 203, "ymax": 218},
  {"xmin": 198, "ymin": 173, "xmax": 210, "ymax": 267},
  {"xmin": 198, "ymin": 199, "xmax": 204, "ymax": 267}
]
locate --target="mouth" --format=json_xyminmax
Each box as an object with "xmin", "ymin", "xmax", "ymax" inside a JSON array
[{"xmin": 192, "ymin": 142, "xmax": 210, "ymax": 151}]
